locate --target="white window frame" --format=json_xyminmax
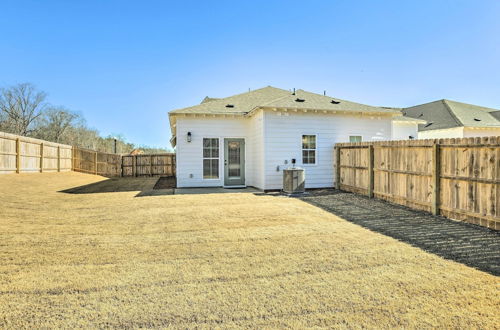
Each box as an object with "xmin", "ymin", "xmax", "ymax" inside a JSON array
[
  {"xmin": 301, "ymin": 134, "xmax": 317, "ymax": 166},
  {"xmin": 202, "ymin": 137, "xmax": 220, "ymax": 180}
]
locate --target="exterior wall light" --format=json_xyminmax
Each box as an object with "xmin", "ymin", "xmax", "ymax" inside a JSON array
[{"xmin": 187, "ymin": 132, "xmax": 192, "ymax": 142}]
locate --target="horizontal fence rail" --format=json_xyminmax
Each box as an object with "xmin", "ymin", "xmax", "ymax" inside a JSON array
[
  {"xmin": 335, "ymin": 136, "xmax": 500, "ymax": 230},
  {"xmin": 0, "ymin": 131, "xmax": 72, "ymax": 174}
]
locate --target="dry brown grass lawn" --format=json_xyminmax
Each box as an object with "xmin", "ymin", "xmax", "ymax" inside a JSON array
[{"xmin": 0, "ymin": 172, "xmax": 498, "ymax": 328}]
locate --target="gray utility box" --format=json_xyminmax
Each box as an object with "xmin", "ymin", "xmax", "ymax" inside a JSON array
[{"xmin": 283, "ymin": 168, "xmax": 305, "ymax": 194}]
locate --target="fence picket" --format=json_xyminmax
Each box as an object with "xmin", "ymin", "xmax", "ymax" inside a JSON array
[{"xmin": 335, "ymin": 136, "xmax": 500, "ymax": 230}]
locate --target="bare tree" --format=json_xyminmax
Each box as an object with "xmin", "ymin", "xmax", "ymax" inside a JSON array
[
  {"xmin": 35, "ymin": 107, "xmax": 80, "ymax": 143},
  {"xmin": 0, "ymin": 82, "xmax": 170, "ymax": 152},
  {"xmin": 0, "ymin": 83, "xmax": 47, "ymax": 135}
]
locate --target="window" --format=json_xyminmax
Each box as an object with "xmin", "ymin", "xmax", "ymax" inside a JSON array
[
  {"xmin": 349, "ymin": 135, "xmax": 362, "ymax": 143},
  {"xmin": 302, "ymin": 135, "xmax": 316, "ymax": 164},
  {"xmin": 203, "ymin": 138, "xmax": 219, "ymax": 179}
]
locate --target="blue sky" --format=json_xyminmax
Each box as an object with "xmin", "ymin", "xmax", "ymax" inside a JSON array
[{"xmin": 1, "ymin": 0, "xmax": 499, "ymax": 148}]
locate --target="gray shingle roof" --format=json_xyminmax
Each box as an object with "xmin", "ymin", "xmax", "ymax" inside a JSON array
[
  {"xmin": 403, "ymin": 99, "xmax": 500, "ymax": 131},
  {"xmin": 169, "ymin": 86, "xmax": 291, "ymax": 115},
  {"xmin": 169, "ymin": 86, "xmax": 400, "ymax": 116},
  {"xmin": 200, "ymin": 96, "xmax": 220, "ymax": 104},
  {"xmin": 259, "ymin": 89, "xmax": 399, "ymax": 114}
]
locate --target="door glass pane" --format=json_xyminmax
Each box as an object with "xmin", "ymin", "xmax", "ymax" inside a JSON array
[
  {"xmin": 228, "ymin": 141, "xmax": 241, "ymax": 177},
  {"xmin": 203, "ymin": 148, "xmax": 210, "ymax": 158}
]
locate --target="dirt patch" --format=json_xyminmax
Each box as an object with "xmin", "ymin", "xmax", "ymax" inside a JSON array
[{"xmin": 153, "ymin": 176, "xmax": 176, "ymax": 189}]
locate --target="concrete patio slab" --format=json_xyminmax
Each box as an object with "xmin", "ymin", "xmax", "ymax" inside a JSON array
[{"xmin": 174, "ymin": 187, "xmax": 261, "ymax": 195}]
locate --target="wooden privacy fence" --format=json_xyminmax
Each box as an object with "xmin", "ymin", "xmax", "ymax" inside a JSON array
[
  {"xmin": 335, "ymin": 136, "xmax": 500, "ymax": 230},
  {"xmin": 122, "ymin": 154, "xmax": 176, "ymax": 177},
  {"xmin": 72, "ymin": 148, "xmax": 175, "ymax": 177},
  {"xmin": 72, "ymin": 147, "xmax": 122, "ymax": 177},
  {"xmin": 1, "ymin": 132, "xmax": 176, "ymax": 178},
  {"xmin": 0, "ymin": 131, "xmax": 72, "ymax": 174}
]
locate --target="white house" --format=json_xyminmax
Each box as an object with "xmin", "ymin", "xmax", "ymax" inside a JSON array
[
  {"xmin": 168, "ymin": 86, "xmax": 401, "ymax": 190},
  {"xmin": 402, "ymin": 99, "xmax": 500, "ymax": 139},
  {"xmin": 391, "ymin": 115, "xmax": 426, "ymax": 140}
]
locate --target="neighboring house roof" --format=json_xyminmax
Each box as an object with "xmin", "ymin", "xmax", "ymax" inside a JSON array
[
  {"xmin": 403, "ymin": 99, "xmax": 500, "ymax": 131},
  {"xmin": 130, "ymin": 148, "xmax": 144, "ymax": 155},
  {"xmin": 169, "ymin": 86, "xmax": 401, "ymax": 116},
  {"xmin": 489, "ymin": 110, "xmax": 500, "ymax": 121}
]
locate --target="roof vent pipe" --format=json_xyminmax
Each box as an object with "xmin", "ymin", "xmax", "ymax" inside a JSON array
[
  {"xmin": 292, "ymin": 88, "xmax": 295, "ymax": 95},
  {"xmin": 324, "ymin": 90, "xmax": 326, "ymax": 96}
]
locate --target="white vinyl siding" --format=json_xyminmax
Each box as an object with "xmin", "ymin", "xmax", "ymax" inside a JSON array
[
  {"xmin": 391, "ymin": 121, "xmax": 419, "ymax": 140},
  {"xmin": 463, "ymin": 127, "xmax": 500, "ymax": 137},
  {"xmin": 262, "ymin": 110, "xmax": 393, "ymax": 189},
  {"xmin": 418, "ymin": 127, "xmax": 464, "ymax": 139},
  {"xmin": 418, "ymin": 126, "xmax": 500, "ymax": 139}
]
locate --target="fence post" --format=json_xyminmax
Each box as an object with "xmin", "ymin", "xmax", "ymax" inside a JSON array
[
  {"xmin": 432, "ymin": 142, "xmax": 441, "ymax": 215},
  {"xmin": 150, "ymin": 155, "xmax": 153, "ymax": 176},
  {"xmin": 94, "ymin": 151, "xmax": 98, "ymax": 175},
  {"xmin": 335, "ymin": 146, "xmax": 341, "ymax": 189},
  {"xmin": 368, "ymin": 145, "xmax": 374, "ymax": 198},
  {"xmin": 173, "ymin": 154, "xmax": 176, "ymax": 176},
  {"xmin": 16, "ymin": 138, "xmax": 21, "ymax": 173},
  {"xmin": 133, "ymin": 155, "xmax": 137, "ymax": 177},
  {"xmin": 40, "ymin": 143, "xmax": 44, "ymax": 173},
  {"xmin": 57, "ymin": 146, "xmax": 61, "ymax": 172}
]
